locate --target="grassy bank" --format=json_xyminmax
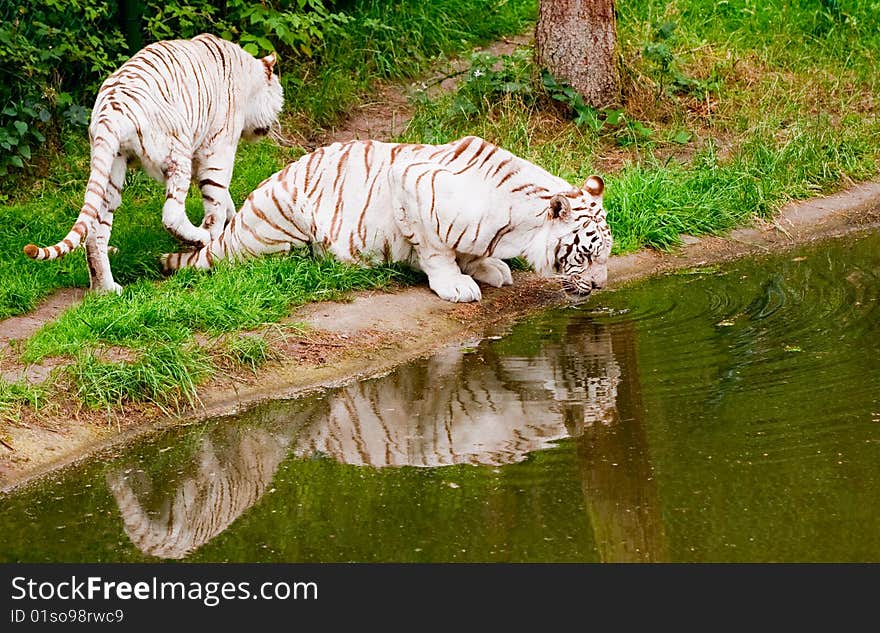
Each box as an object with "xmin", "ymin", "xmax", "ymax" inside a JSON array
[{"xmin": 403, "ymin": 0, "xmax": 880, "ymax": 253}]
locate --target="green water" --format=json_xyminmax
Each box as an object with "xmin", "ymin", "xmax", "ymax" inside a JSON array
[{"xmin": 2, "ymin": 232, "xmax": 879, "ymax": 562}]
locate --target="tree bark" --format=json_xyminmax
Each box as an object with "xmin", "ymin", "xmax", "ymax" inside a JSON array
[{"xmin": 536, "ymin": 0, "xmax": 619, "ymax": 109}]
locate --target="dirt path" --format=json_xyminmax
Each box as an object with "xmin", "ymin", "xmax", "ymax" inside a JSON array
[
  {"xmin": 2, "ymin": 26, "xmax": 880, "ymax": 490},
  {"xmin": 317, "ymin": 33, "xmax": 532, "ymax": 144}
]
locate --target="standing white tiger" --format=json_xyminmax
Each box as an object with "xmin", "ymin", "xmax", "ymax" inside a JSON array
[
  {"xmin": 24, "ymin": 33, "xmax": 284, "ymax": 293},
  {"xmin": 162, "ymin": 135, "xmax": 613, "ymax": 301}
]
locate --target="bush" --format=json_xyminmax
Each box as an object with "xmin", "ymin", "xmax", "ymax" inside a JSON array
[{"xmin": 0, "ymin": 1, "xmax": 126, "ymax": 180}]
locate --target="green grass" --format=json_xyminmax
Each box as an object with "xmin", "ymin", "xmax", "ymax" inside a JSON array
[
  {"xmin": 217, "ymin": 334, "xmax": 276, "ymax": 374},
  {"xmin": 1, "ymin": 139, "xmax": 302, "ymax": 318},
  {"xmin": 66, "ymin": 343, "xmax": 213, "ymax": 412},
  {"xmin": 22, "ymin": 252, "xmax": 409, "ymax": 362},
  {"xmin": 0, "ymin": 380, "xmax": 48, "ymax": 423},
  {"xmin": 401, "ymin": 0, "xmax": 880, "ymax": 254}
]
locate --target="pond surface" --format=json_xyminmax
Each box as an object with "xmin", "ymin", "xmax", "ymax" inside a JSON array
[{"xmin": 2, "ymin": 232, "xmax": 879, "ymax": 562}]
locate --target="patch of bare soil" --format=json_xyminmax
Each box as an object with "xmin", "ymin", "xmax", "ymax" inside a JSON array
[{"xmin": 0, "ymin": 288, "xmax": 84, "ymax": 348}]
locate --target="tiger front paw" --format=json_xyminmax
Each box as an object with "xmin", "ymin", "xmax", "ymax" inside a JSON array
[
  {"xmin": 462, "ymin": 257, "xmax": 513, "ymax": 288},
  {"xmin": 428, "ymin": 272, "xmax": 482, "ymax": 303}
]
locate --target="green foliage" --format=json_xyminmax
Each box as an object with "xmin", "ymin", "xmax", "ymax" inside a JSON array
[
  {"xmin": 541, "ymin": 71, "xmax": 654, "ymax": 147},
  {"xmin": 284, "ymin": 0, "xmax": 537, "ymax": 128},
  {"xmin": 0, "ymin": 379, "xmax": 47, "ymax": 423},
  {"xmin": 142, "ymin": 0, "xmax": 351, "ymax": 58},
  {"xmin": 0, "ymin": 102, "xmax": 48, "ymax": 177},
  {"xmin": 641, "ymin": 21, "xmax": 721, "ymax": 97},
  {"xmin": 0, "ymin": 1, "xmax": 126, "ymax": 183},
  {"xmin": 219, "ymin": 334, "xmax": 276, "ymax": 373},
  {"xmin": 405, "ymin": 49, "xmax": 535, "ymax": 143}
]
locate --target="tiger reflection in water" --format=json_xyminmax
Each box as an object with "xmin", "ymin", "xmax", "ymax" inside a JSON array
[
  {"xmin": 109, "ymin": 319, "xmax": 660, "ymax": 560},
  {"xmin": 294, "ymin": 328, "xmax": 620, "ymax": 467}
]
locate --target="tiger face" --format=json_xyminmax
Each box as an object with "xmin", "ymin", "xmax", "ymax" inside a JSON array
[
  {"xmin": 550, "ymin": 175, "xmax": 613, "ymax": 296},
  {"xmin": 242, "ymin": 52, "xmax": 284, "ymax": 141}
]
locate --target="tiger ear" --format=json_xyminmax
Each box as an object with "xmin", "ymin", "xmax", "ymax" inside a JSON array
[
  {"xmin": 262, "ymin": 53, "xmax": 277, "ymax": 74},
  {"xmin": 584, "ymin": 175, "xmax": 604, "ymax": 197},
  {"xmin": 548, "ymin": 194, "xmax": 572, "ymax": 220}
]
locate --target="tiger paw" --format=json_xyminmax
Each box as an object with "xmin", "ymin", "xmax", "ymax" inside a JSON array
[
  {"xmin": 171, "ymin": 225, "xmax": 211, "ymax": 249},
  {"xmin": 429, "ymin": 272, "xmax": 482, "ymax": 303},
  {"xmin": 91, "ymin": 281, "xmax": 123, "ymax": 295},
  {"xmin": 462, "ymin": 257, "xmax": 513, "ymax": 288}
]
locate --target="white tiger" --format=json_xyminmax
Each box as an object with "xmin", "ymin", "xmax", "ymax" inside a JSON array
[
  {"xmin": 162, "ymin": 135, "xmax": 613, "ymax": 301},
  {"xmin": 24, "ymin": 33, "xmax": 284, "ymax": 293}
]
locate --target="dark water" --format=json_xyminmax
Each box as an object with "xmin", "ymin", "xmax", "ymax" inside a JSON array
[{"xmin": 2, "ymin": 232, "xmax": 880, "ymax": 562}]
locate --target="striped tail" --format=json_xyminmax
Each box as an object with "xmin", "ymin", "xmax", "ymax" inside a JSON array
[
  {"xmin": 23, "ymin": 134, "xmax": 120, "ymax": 261},
  {"xmin": 160, "ymin": 244, "xmax": 214, "ymax": 273}
]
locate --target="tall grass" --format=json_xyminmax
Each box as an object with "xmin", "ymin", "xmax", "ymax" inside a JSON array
[
  {"xmin": 66, "ymin": 343, "xmax": 213, "ymax": 411},
  {"xmin": 0, "ymin": 380, "xmax": 47, "ymax": 423}
]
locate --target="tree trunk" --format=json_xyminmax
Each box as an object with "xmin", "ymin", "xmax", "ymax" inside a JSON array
[{"xmin": 536, "ymin": 0, "xmax": 619, "ymax": 109}]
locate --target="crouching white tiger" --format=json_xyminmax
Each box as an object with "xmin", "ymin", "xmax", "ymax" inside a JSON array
[{"xmin": 162, "ymin": 135, "xmax": 613, "ymax": 302}]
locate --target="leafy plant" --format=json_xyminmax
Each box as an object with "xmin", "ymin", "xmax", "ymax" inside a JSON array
[
  {"xmin": 541, "ymin": 70, "xmax": 654, "ymax": 146},
  {"xmin": 0, "ymin": 101, "xmax": 48, "ymax": 177},
  {"xmin": 642, "ymin": 21, "xmax": 721, "ymax": 97},
  {"xmin": 447, "ymin": 49, "xmax": 535, "ymax": 116},
  {"xmin": 0, "ymin": 0, "xmax": 126, "ymax": 184},
  {"xmin": 142, "ymin": 0, "xmax": 351, "ymax": 58},
  {"xmin": 227, "ymin": 0, "xmax": 351, "ymax": 58}
]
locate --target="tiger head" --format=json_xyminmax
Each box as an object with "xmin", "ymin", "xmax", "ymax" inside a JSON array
[
  {"xmin": 242, "ymin": 52, "xmax": 284, "ymax": 141},
  {"xmin": 547, "ymin": 175, "xmax": 613, "ymax": 296}
]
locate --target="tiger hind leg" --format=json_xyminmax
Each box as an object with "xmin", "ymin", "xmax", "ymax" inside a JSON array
[
  {"xmin": 84, "ymin": 155, "xmax": 127, "ymax": 293},
  {"xmin": 161, "ymin": 150, "xmax": 211, "ymax": 248},
  {"xmin": 160, "ymin": 248, "xmax": 212, "ymax": 274},
  {"xmin": 457, "ymin": 255, "xmax": 513, "ymax": 288},
  {"xmin": 196, "ymin": 154, "xmax": 235, "ymax": 240}
]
